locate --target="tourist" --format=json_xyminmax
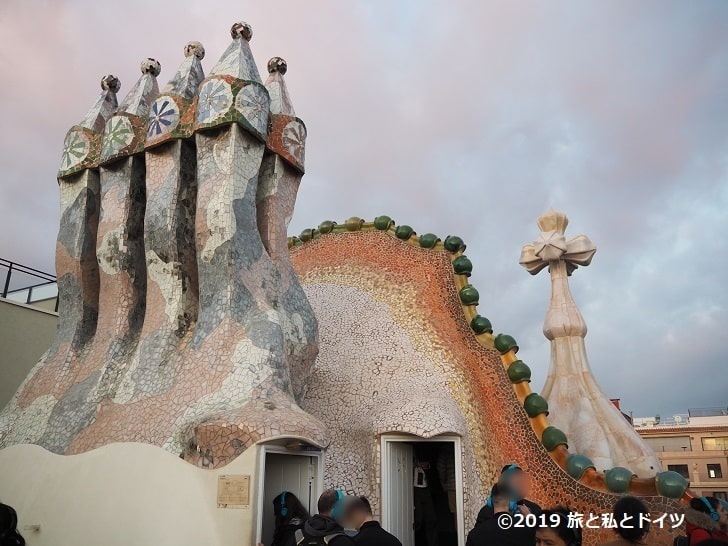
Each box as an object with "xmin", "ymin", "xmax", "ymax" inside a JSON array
[
  {"xmin": 472, "ymin": 464, "xmax": 541, "ymax": 545},
  {"xmin": 475, "ymin": 464, "xmax": 541, "ymax": 523},
  {"xmin": 684, "ymin": 497, "xmax": 728, "ymax": 544},
  {"xmin": 342, "ymin": 496, "xmax": 401, "ymax": 546},
  {"xmin": 268, "ymin": 492, "xmax": 310, "ymax": 546},
  {"xmin": 535, "ymin": 507, "xmax": 582, "ymax": 546},
  {"xmin": 413, "ymin": 453, "xmax": 439, "ymax": 546},
  {"xmin": 466, "ymin": 482, "xmax": 529, "ymax": 546},
  {"xmin": 600, "ymin": 496, "xmax": 654, "ymax": 545},
  {"xmin": 0, "ymin": 503, "xmax": 24, "ymax": 546},
  {"xmin": 288, "ymin": 489, "xmax": 355, "ymax": 546}
]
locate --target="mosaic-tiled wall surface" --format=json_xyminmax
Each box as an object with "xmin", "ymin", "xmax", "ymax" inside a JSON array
[
  {"xmin": 291, "ymin": 230, "xmax": 683, "ymax": 545},
  {"xmin": 0, "ymin": 21, "xmax": 689, "ymax": 546},
  {"xmin": 0, "ymin": 23, "xmax": 326, "ymax": 468}
]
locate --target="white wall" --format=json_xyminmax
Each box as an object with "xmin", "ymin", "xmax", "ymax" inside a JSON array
[
  {"xmin": 0, "ymin": 442, "xmax": 261, "ymax": 546},
  {"xmin": 0, "ymin": 298, "xmax": 57, "ymax": 409}
]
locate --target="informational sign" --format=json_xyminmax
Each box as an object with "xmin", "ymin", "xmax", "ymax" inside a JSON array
[{"xmin": 217, "ymin": 474, "xmax": 251, "ymax": 508}]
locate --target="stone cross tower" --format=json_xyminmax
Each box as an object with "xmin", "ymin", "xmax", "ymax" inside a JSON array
[{"xmin": 520, "ymin": 209, "xmax": 661, "ymax": 477}]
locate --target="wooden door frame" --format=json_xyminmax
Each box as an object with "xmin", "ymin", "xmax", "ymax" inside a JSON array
[
  {"xmin": 380, "ymin": 434, "xmax": 465, "ymax": 546},
  {"xmin": 255, "ymin": 444, "xmax": 324, "ymax": 543}
]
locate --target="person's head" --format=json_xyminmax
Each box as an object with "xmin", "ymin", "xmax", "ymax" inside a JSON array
[
  {"xmin": 318, "ymin": 489, "xmax": 347, "ymax": 519},
  {"xmin": 342, "ymin": 496, "xmax": 373, "ymax": 530},
  {"xmin": 0, "ymin": 504, "xmax": 16, "ymax": 534},
  {"xmin": 612, "ymin": 496, "xmax": 651, "ymax": 542},
  {"xmin": 690, "ymin": 496, "xmax": 728, "ymax": 527},
  {"xmin": 273, "ymin": 491, "xmax": 310, "ymax": 525},
  {"xmin": 0, "ymin": 503, "xmax": 24, "ymax": 546},
  {"xmin": 535, "ymin": 507, "xmax": 581, "ymax": 546},
  {"xmin": 489, "ymin": 482, "xmax": 512, "ymax": 514},
  {"xmin": 499, "ymin": 464, "xmax": 530, "ymax": 500}
]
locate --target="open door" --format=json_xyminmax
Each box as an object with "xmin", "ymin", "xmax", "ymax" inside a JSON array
[
  {"xmin": 259, "ymin": 451, "xmax": 320, "ymax": 546},
  {"xmin": 384, "ymin": 441, "xmax": 415, "ymax": 545},
  {"xmin": 382, "ymin": 435, "xmax": 464, "ymax": 546}
]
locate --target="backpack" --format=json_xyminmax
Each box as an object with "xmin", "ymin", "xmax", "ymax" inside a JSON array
[
  {"xmin": 294, "ymin": 528, "xmax": 344, "ymax": 546},
  {"xmin": 0, "ymin": 504, "xmax": 25, "ymax": 546}
]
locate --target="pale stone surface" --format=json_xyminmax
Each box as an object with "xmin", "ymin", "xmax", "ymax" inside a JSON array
[{"xmin": 520, "ymin": 209, "xmax": 662, "ymax": 477}]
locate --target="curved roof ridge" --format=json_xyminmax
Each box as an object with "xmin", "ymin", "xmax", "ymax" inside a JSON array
[{"xmin": 288, "ymin": 215, "xmax": 693, "ymax": 503}]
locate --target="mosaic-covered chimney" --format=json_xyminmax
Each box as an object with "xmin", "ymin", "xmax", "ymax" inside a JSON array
[{"xmin": 0, "ymin": 21, "xmax": 327, "ymax": 468}]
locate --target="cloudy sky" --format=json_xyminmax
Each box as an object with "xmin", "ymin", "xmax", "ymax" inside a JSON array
[{"xmin": 1, "ymin": 0, "xmax": 726, "ymax": 418}]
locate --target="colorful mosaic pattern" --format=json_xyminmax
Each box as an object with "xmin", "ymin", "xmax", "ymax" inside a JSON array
[
  {"xmin": 0, "ymin": 21, "xmax": 690, "ymax": 546},
  {"xmin": 0, "ymin": 24, "xmax": 325, "ymax": 469},
  {"xmin": 264, "ymin": 57, "xmax": 305, "ymax": 173},
  {"xmin": 99, "ymin": 60, "xmax": 160, "ymax": 165},
  {"xmin": 60, "ymin": 130, "xmax": 91, "ymax": 172},
  {"xmin": 195, "ymin": 76, "xmax": 269, "ymax": 141},
  {"xmin": 148, "ymin": 99, "xmax": 180, "ymax": 138},
  {"xmin": 57, "ymin": 75, "xmax": 120, "ymax": 178},
  {"xmin": 267, "ymin": 115, "xmax": 306, "ymax": 173},
  {"xmin": 290, "ymin": 227, "xmax": 685, "ymax": 545},
  {"xmin": 146, "ymin": 42, "xmax": 205, "ymax": 149}
]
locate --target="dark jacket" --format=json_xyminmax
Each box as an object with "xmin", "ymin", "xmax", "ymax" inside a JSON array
[
  {"xmin": 475, "ymin": 498, "xmax": 542, "ymax": 525},
  {"xmin": 290, "ymin": 514, "xmax": 355, "ymax": 546},
  {"xmin": 469, "ymin": 500, "xmax": 542, "ymax": 546},
  {"xmin": 0, "ymin": 504, "xmax": 24, "ymax": 546},
  {"xmin": 467, "ymin": 511, "xmax": 532, "ymax": 546},
  {"xmin": 354, "ymin": 521, "xmax": 402, "ymax": 546},
  {"xmin": 272, "ymin": 518, "xmax": 305, "ymax": 546},
  {"xmin": 684, "ymin": 505, "xmax": 728, "ymax": 545}
]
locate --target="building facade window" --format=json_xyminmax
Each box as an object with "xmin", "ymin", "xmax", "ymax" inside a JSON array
[
  {"xmin": 668, "ymin": 464, "xmax": 690, "ymax": 479},
  {"xmin": 702, "ymin": 437, "xmax": 728, "ymax": 451},
  {"xmin": 708, "ymin": 464, "xmax": 723, "ymax": 478},
  {"xmin": 714, "ymin": 492, "xmax": 727, "ymax": 500},
  {"xmin": 642, "ymin": 436, "xmax": 691, "ymax": 452}
]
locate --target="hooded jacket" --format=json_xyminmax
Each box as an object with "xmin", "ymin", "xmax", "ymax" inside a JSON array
[
  {"xmin": 684, "ymin": 505, "xmax": 728, "ymax": 545},
  {"xmin": 291, "ymin": 514, "xmax": 354, "ymax": 546}
]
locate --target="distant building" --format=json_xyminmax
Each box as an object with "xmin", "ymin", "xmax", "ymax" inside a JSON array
[
  {"xmin": 0, "ymin": 258, "xmax": 59, "ymax": 408},
  {"xmin": 635, "ymin": 407, "xmax": 728, "ymax": 499}
]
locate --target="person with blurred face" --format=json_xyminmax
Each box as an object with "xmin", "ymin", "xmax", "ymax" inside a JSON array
[
  {"xmin": 476, "ymin": 465, "xmax": 540, "ymax": 522},
  {"xmin": 466, "ymin": 483, "xmax": 529, "ymax": 546},
  {"xmin": 473, "ymin": 464, "xmax": 542, "ymax": 545},
  {"xmin": 288, "ymin": 489, "xmax": 355, "ymax": 546},
  {"xmin": 342, "ymin": 496, "xmax": 401, "ymax": 546}
]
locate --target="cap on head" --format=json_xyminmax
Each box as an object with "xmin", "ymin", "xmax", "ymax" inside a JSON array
[
  {"xmin": 501, "ymin": 464, "xmax": 523, "ymax": 475},
  {"xmin": 268, "ymin": 56, "xmax": 287, "ymax": 75},
  {"xmin": 230, "ymin": 21, "xmax": 253, "ymax": 41},
  {"xmin": 141, "ymin": 58, "xmax": 161, "ymax": 76},
  {"xmin": 101, "ymin": 74, "xmax": 121, "ymax": 93},
  {"xmin": 184, "ymin": 41, "xmax": 205, "ymax": 60}
]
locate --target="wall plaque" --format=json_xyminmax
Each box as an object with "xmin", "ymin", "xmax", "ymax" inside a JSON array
[{"xmin": 217, "ymin": 474, "xmax": 251, "ymax": 508}]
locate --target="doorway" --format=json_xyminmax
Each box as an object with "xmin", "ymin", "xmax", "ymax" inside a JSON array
[
  {"xmin": 381, "ymin": 435, "xmax": 464, "ymax": 546},
  {"xmin": 256, "ymin": 446, "xmax": 323, "ymax": 546}
]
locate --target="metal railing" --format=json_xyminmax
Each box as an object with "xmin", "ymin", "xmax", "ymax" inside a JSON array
[{"xmin": 1, "ymin": 258, "xmax": 58, "ymax": 312}]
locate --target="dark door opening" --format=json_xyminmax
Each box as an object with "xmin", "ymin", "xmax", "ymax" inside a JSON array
[{"xmin": 411, "ymin": 442, "xmax": 458, "ymax": 546}]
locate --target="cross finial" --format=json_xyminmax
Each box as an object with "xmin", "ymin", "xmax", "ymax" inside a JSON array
[
  {"xmin": 515, "ymin": 210, "xmax": 663, "ymax": 477},
  {"xmin": 519, "ymin": 209, "xmax": 596, "ymax": 276}
]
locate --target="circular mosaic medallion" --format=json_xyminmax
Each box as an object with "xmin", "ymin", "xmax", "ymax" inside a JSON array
[
  {"xmin": 60, "ymin": 129, "xmax": 90, "ymax": 171},
  {"xmin": 102, "ymin": 116, "xmax": 134, "ymax": 157},
  {"xmin": 282, "ymin": 120, "xmax": 307, "ymax": 164},
  {"xmin": 234, "ymin": 84, "xmax": 269, "ymax": 135},
  {"xmin": 197, "ymin": 78, "xmax": 232, "ymax": 124},
  {"xmin": 148, "ymin": 96, "xmax": 180, "ymax": 138}
]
